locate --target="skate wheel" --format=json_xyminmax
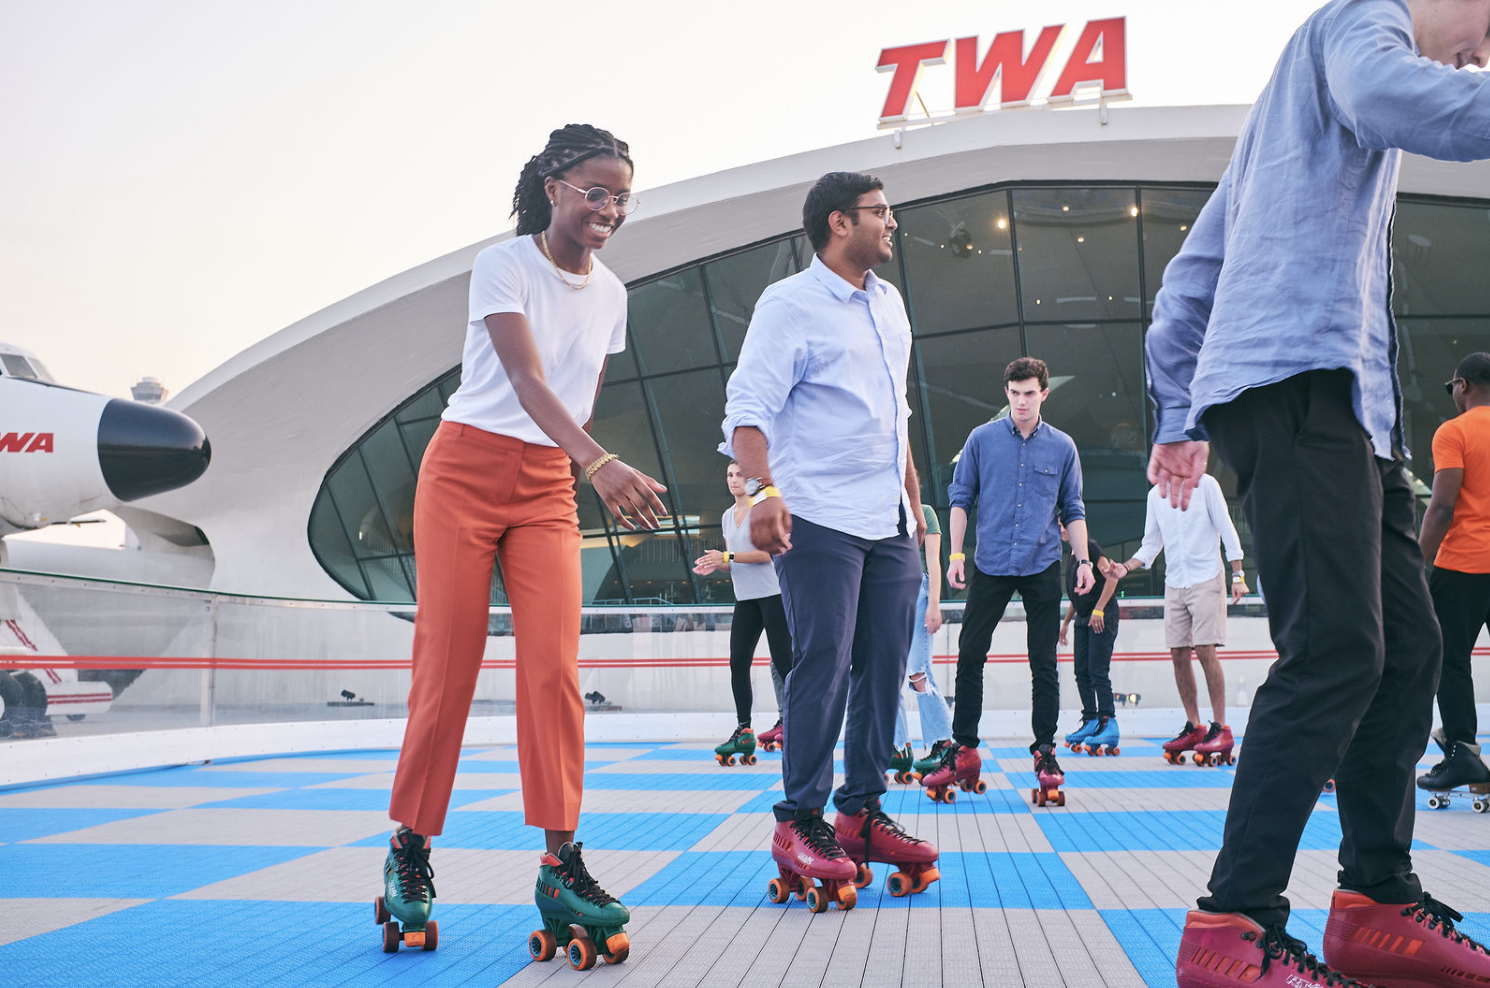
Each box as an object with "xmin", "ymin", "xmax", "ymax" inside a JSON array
[
  {"xmin": 382, "ymin": 921, "xmax": 401, "ymax": 953},
  {"xmin": 793, "ymin": 876, "xmax": 811, "ymax": 901},
  {"xmin": 974, "ymin": 779, "xmax": 988, "ymax": 794},
  {"xmin": 1056, "ymin": 791, "xmax": 1066, "ymax": 807},
  {"xmin": 1323, "ymin": 779, "xmax": 1336, "ymax": 793},
  {"xmin": 806, "ymin": 887, "xmax": 827, "ymax": 913},
  {"xmin": 913, "ymin": 867, "xmax": 940, "ymax": 893},
  {"xmin": 568, "ymin": 935, "xmax": 598, "ymax": 970},
  {"xmin": 1193, "ymin": 753, "xmax": 1210, "ymax": 767},
  {"xmin": 746, "ymin": 754, "xmax": 757, "ymax": 765},
  {"xmin": 855, "ymin": 863, "xmax": 873, "ymax": 888},
  {"xmin": 1475, "ymin": 799, "xmax": 1488, "ymax": 814},
  {"xmin": 836, "ymin": 884, "xmax": 857, "ymax": 910},
  {"xmin": 943, "ymin": 787, "xmax": 956, "ymax": 804},
  {"xmin": 767, "ymin": 877, "xmax": 790, "ymax": 904},
  {"xmin": 1034, "ymin": 788, "xmax": 1046, "ymax": 807},
  {"xmin": 1085, "ymin": 745, "xmax": 1098, "ymax": 757},
  {"xmin": 887, "ymin": 871, "xmax": 910, "ymax": 897},
  {"xmin": 958, "ymin": 780, "xmax": 971, "ymax": 792},
  {"xmin": 374, "ymin": 895, "xmax": 391, "ymax": 926},
  {"xmin": 1428, "ymin": 794, "xmax": 1445, "ymax": 810},
  {"xmin": 530, "ymin": 928, "xmax": 557, "ymax": 962},
  {"xmin": 421, "ymin": 921, "xmax": 438, "ymax": 951},
  {"xmin": 603, "ymin": 932, "xmax": 630, "ymax": 964}
]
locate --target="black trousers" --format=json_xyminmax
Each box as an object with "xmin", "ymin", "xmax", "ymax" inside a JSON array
[
  {"xmin": 1432, "ymin": 568, "xmax": 1490, "ymax": 745},
  {"xmin": 1073, "ymin": 613, "xmax": 1118, "ymax": 720},
  {"xmin": 728, "ymin": 593, "xmax": 793, "ymax": 726},
  {"xmin": 1199, "ymin": 369, "xmax": 1440, "ymax": 929},
  {"xmin": 951, "ymin": 560, "xmax": 1064, "ymax": 750}
]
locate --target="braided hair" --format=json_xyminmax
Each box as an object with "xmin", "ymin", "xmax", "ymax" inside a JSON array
[{"xmin": 511, "ymin": 124, "xmax": 633, "ymax": 236}]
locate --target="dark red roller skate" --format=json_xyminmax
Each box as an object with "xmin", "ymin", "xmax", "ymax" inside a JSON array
[
  {"xmin": 921, "ymin": 742, "xmax": 986, "ymax": 803},
  {"xmin": 1177, "ymin": 910, "xmax": 1366, "ymax": 988},
  {"xmin": 1163, "ymin": 721, "xmax": 1207, "ymax": 765},
  {"xmin": 767, "ymin": 808, "xmax": 858, "ymax": 913},
  {"xmin": 1193, "ymin": 722, "xmax": 1235, "ymax": 766},
  {"xmin": 1031, "ymin": 743, "xmax": 1065, "ymax": 807},
  {"xmin": 1323, "ymin": 889, "xmax": 1490, "ymax": 987},
  {"xmin": 834, "ymin": 795, "xmax": 940, "ymax": 897},
  {"xmin": 757, "ymin": 719, "xmax": 783, "ymax": 752}
]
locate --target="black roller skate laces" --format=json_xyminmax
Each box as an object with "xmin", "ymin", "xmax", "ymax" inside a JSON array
[
  {"xmin": 1035, "ymin": 748, "xmax": 1061, "ymax": 776},
  {"xmin": 861, "ymin": 799, "xmax": 925, "ymax": 847},
  {"xmin": 1242, "ymin": 926, "xmax": 1363, "ymax": 986},
  {"xmin": 558, "ymin": 844, "xmax": 618, "ymax": 907},
  {"xmin": 1406, "ymin": 894, "xmax": 1489, "ymax": 954},
  {"xmin": 394, "ymin": 835, "xmax": 436, "ymax": 902},
  {"xmin": 794, "ymin": 813, "xmax": 848, "ymax": 860}
]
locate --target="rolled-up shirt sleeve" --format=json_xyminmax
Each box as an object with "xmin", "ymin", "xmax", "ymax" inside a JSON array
[
  {"xmin": 1206, "ymin": 478, "xmax": 1245, "ymax": 562},
  {"xmin": 720, "ymin": 290, "xmax": 807, "ymax": 457},
  {"xmin": 1057, "ymin": 443, "xmax": 1086, "ymax": 525},
  {"xmin": 947, "ymin": 432, "xmax": 981, "ymax": 511},
  {"xmin": 1132, "ymin": 491, "xmax": 1164, "ymax": 569},
  {"xmin": 1146, "ymin": 168, "xmax": 1229, "ymax": 444}
]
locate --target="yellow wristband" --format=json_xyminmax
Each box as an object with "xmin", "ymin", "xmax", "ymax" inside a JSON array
[
  {"xmin": 1091, "ymin": 609, "xmax": 1104, "ymax": 617},
  {"xmin": 748, "ymin": 485, "xmax": 782, "ymax": 506},
  {"xmin": 583, "ymin": 452, "xmax": 618, "ymax": 482},
  {"xmin": 722, "ymin": 551, "xmax": 731, "ymax": 563},
  {"xmin": 949, "ymin": 552, "xmax": 966, "ymax": 561}
]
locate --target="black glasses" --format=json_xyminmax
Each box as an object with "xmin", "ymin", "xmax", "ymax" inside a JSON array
[
  {"xmin": 1446, "ymin": 377, "xmax": 1465, "ymax": 396},
  {"xmin": 840, "ymin": 205, "xmax": 895, "ymax": 221},
  {"xmin": 556, "ymin": 179, "xmax": 639, "ymax": 215}
]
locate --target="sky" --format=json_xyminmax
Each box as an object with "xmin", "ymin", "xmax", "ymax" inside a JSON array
[{"xmin": 0, "ymin": 1, "xmax": 1316, "ymax": 400}]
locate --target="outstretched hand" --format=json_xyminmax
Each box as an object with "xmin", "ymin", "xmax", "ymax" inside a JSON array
[
  {"xmin": 1148, "ymin": 440, "xmax": 1210, "ymax": 510},
  {"xmin": 592, "ymin": 459, "xmax": 668, "ymax": 531}
]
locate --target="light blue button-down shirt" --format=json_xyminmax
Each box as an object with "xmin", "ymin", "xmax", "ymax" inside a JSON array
[
  {"xmin": 1146, "ymin": 0, "xmax": 1490, "ymax": 457},
  {"xmin": 720, "ymin": 254, "xmax": 913, "ymax": 540}
]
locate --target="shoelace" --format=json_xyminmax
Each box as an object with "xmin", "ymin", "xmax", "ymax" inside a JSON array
[
  {"xmin": 936, "ymin": 743, "xmax": 962, "ymax": 769},
  {"xmin": 1404, "ymin": 894, "xmax": 1488, "ymax": 953},
  {"xmin": 862, "ymin": 800, "xmax": 926, "ymax": 850},
  {"xmin": 795, "ymin": 813, "xmax": 848, "ymax": 859},
  {"xmin": 558, "ymin": 844, "xmax": 618, "ymax": 907},
  {"xmin": 393, "ymin": 834, "xmax": 436, "ymax": 901},
  {"xmin": 1170, "ymin": 722, "xmax": 1197, "ymax": 742},
  {"xmin": 1036, "ymin": 748, "xmax": 1061, "ymax": 776},
  {"xmin": 1200, "ymin": 723, "xmax": 1223, "ymax": 744},
  {"xmin": 928, "ymin": 739, "xmax": 950, "ymax": 759},
  {"xmin": 729, "ymin": 725, "xmax": 748, "ymax": 744},
  {"xmin": 1241, "ymin": 926, "xmax": 1363, "ymax": 986}
]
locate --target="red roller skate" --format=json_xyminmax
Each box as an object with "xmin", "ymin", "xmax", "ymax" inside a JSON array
[
  {"xmin": 921, "ymin": 742, "xmax": 986, "ymax": 803},
  {"xmin": 757, "ymin": 719, "xmax": 783, "ymax": 752},
  {"xmin": 1031, "ymin": 743, "xmax": 1066, "ymax": 807},
  {"xmin": 1323, "ymin": 889, "xmax": 1490, "ymax": 986},
  {"xmin": 1163, "ymin": 721, "xmax": 1207, "ymax": 765},
  {"xmin": 1193, "ymin": 722, "xmax": 1235, "ymax": 767},
  {"xmin": 767, "ymin": 809, "xmax": 858, "ymax": 913},
  {"xmin": 834, "ymin": 795, "xmax": 940, "ymax": 897}
]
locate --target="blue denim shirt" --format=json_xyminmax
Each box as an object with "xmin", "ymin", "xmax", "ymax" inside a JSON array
[
  {"xmin": 947, "ymin": 416, "xmax": 1085, "ymax": 577},
  {"xmin": 1145, "ymin": 0, "xmax": 1490, "ymax": 457},
  {"xmin": 720, "ymin": 255, "xmax": 913, "ymax": 540}
]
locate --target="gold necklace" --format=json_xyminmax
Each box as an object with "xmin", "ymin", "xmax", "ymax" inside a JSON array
[{"xmin": 538, "ymin": 232, "xmax": 592, "ymax": 291}]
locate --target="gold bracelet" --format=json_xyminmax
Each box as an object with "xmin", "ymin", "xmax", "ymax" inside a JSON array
[
  {"xmin": 949, "ymin": 552, "xmax": 966, "ymax": 561},
  {"xmin": 583, "ymin": 452, "xmax": 618, "ymax": 482}
]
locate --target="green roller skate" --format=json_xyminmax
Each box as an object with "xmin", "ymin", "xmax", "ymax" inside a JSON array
[
  {"xmin": 913, "ymin": 739, "xmax": 952, "ymax": 779},
  {"xmin": 714, "ymin": 725, "xmax": 757, "ymax": 766},
  {"xmin": 890, "ymin": 742, "xmax": 917, "ymax": 783},
  {"xmin": 374, "ymin": 828, "xmax": 437, "ymax": 952},
  {"xmin": 528, "ymin": 842, "xmax": 631, "ymax": 970}
]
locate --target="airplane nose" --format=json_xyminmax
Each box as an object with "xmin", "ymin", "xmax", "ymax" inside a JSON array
[{"xmin": 96, "ymin": 399, "xmax": 211, "ymax": 501}]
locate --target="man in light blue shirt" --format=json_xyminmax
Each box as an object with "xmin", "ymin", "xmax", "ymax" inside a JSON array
[
  {"xmin": 1148, "ymin": 2, "xmax": 1490, "ymax": 986},
  {"xmin": 721, "ymin": 172, "xmax": 936, "ymax": 901}
]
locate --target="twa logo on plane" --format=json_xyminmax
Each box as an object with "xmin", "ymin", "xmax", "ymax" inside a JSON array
[
  {"xmin": 877, "ymin": 17, "xmax": 1129, "ymax": 126},
  {"xmin": 0, "ymin": 432, "xmax": 55, "ymax": 453}
]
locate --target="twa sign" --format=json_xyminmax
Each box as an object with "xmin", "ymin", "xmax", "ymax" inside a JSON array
[
  {"xmin": 877, "ymin": 17, "xmax": 1129, "ymax": 127},
  {"xmin": 0, "ymin": 432, "xmax": 54, "ymax": 453}
]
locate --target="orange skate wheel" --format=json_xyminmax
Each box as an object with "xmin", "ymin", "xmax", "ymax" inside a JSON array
[
  {"xmin": 974, "ymin": 779, "xmax": 988, "ymax": 794},
  {"xmin": 1031, "ymin": 788, "xmax": 1040, "ymax": 805},
  {"xmin": 603, "ymin": 932, "xmax": 630, "ymax": 964},
  {"xmin": 1193, "ymin": 752, "xmax": 1210, "ymax": 767},
  {"xmin": 767, "ymin": 877, "xmax": 790, "ymax": 904},
  {"xmin": 1056, "ymin": 791, "xmax": 1066, "ymax": 806},
  {"xmin": 567, "ymin": 935, "xmax": 598, "ymax": 971},
  {"xmin": 382, "ymin": 921, "xmax": 401, "ymax": 953},
  {"xmin": 421, "ymin": 921, "xmax": 438, "ymax": 951},
  {"xmin": 746, "ymin": 754, "xmax": 757, "ymax": 765},
  {"xmin": 529, "ymin": 928, "xmax": 557, "ymax": 961},
  {"xmin": 374, "ymin": 896, "xmax": 391, "ymax": 925},
  {"xmin": 887, "ymin": 871, "xmax": 910, "ymax": 897},
  {"xmin": 836, "ymin": 885, "xmax": 857, "ymax": 910},
  {"xmin": 943, "ymin": 787, "xmax": 957, "ymax": 804},
  {"xmin": 855, "ymin": 863, "xmax": 874, "ymax": 888},
  {"xmin": 1109, "ymin": 747, "xmax": 1120, "ymax": 757},
  {"xmin": 912, "ymin": 867, "xmax": 940, "ymax": 893},
  {"xmin": 806, "ymin": 887, "xmax": 828, "ymax": 913},
  {"xmin": 793, "ymin": 876, "xmax": 811, "ymax": 900}
]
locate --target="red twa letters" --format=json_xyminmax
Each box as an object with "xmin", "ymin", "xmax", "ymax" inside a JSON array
[
  {"xmin": 0, "ymin": 432, "xmax": 54, "ymax": 452},
  {"xmin": 878, "ymin": 17, "xmax": 1128, "ymax": 124}
]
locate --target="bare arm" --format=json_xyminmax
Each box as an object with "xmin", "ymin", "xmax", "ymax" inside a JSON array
[
  {"xmin": 947, "ymin": 506, "xmax": 969, "ymax": 589},
  {"xmin": 905, "ymin": 449, "xmax": 925, "ymax": 544},
  {"xmin": 923, "ymin": 531, "xmax": 943, "ymax": 634},
  {"xmin": 1419, "ymin": 467, "xmax": 1465, "ymax": 567},
  {"xmin": 1066, "ymin": 519, "xmax": 1094, "ymax": 594}
]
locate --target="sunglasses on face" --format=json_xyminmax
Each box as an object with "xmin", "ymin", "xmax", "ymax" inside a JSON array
[{"xmin": 1446, "ymin": 377, "xmax": 1465, "ymax": 396}]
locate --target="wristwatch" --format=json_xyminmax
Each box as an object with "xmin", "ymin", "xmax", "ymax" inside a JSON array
[{"xmin": 743, "ymin": 478, "xmax": 769, "ymax": 498}]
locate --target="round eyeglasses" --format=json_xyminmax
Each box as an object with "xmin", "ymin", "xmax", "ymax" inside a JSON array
[{"xmin": 556, "ymin": 179, "xmax": 639, "ymax": 215}]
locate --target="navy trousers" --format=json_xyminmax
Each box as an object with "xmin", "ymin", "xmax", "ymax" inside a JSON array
[{"xmin": 772, "ymin": 514, "xmax": 920, "ymax": 820}]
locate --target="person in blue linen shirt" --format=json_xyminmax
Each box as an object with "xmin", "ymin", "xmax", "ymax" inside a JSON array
[
  {"xmin": 935, "ymin": 358, "xmax": 1094, "ymax": 791},
  {"xmin": 1146, "ymin": 3, "xmax": 1490, "ymax": 986},
  {"xmin": 721, "ymin": 171, "xmax": 936, "ymax": 896}
]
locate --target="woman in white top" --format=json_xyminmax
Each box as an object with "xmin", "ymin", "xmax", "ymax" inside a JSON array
[
  {"xmin": 694, "ymin": 460, "xmax": 794, "ymax": 758},
  {"xmin": 381, "ymin": 125, "xmax": 665, "ymax": 964}
]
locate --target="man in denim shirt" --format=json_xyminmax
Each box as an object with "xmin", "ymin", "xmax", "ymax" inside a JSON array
[
  {"xmin": 934, "ymin": 358, "xmax": 1093, "ymax": 792},
  {"xmin": 1146, "ymin": 2, "xmax": 1490, "ymax": 986}
]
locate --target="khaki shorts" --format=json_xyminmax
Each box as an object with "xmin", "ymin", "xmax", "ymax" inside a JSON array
[{"xmin": 1164, "ymin": 571, "xmax": 1227, "ymax": 648}]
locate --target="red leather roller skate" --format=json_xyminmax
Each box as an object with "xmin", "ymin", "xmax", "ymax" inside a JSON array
[
  {"xmin": 834, "ymin": 795, "xmax": 940, "ymax": 897},
  {"xmin": 757, "ymin": 719, "xmax": 784, "ymax": 752},
  {"xmin": 1163, "ymin": 721, "xmax": 1207, "ymax": 765},
  {"xmin": 767, "ymin": 809, "xmax": 858, "ymax": 913},
  {"xmin": 1193, "ymin": 723, "xmax": 1236, "ymax": 766},
  {"xmin": 1031, "ymin": 743, "xmax": 1066, "ymax": 807},
  {"xmin": 921, "ymin": 742, "xmax": 986, "ymax": 803}
]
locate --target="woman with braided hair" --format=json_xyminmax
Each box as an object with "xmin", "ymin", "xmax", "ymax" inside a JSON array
[{"xmin": 378, "ymin": 124, "xmax": 664, "ymax": 967}]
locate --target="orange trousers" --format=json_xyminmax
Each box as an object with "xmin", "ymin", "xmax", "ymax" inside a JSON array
[{"xmin": 388, "ymin": 421, "xmax": 585, "ymax": 835}]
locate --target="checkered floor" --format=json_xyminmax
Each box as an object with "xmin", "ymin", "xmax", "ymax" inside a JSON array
[{"xmin": 3, "ymin": 734, "xmax": 1489, "ymax": 987}]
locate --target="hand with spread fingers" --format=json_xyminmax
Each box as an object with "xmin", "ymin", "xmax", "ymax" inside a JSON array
[{"xmin": 591, "ymin": 458, "xmax": 668, "ymax": 531}]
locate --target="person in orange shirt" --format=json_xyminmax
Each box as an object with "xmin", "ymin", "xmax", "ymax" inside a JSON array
[{"xmin": 1418, "ymin": 351, "xmax": 1490, "ymax": 792}]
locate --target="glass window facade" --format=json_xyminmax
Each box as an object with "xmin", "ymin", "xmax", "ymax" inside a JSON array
[{"xmin": 309, "ymin": 184, "xmax": 1490, "ymax": 605}]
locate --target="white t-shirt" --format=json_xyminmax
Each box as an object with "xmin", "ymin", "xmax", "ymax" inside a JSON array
[{"xmin": 443, "ymin": 235, "xmax": 627, "ymax": 445}]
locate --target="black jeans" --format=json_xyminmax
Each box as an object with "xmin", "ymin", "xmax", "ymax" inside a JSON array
[
  {"xmin": 1199, "ymin": 369, "xmax": 1440, "ymax": 929},
  {"xmin": 1432, "ymin": 568, "xmax": 1490, "ymax": 745},
  {"xmin": 728, "ymin": 593, "xmax": 793, "ymax": 726},
  {"xmin": 951, "ymin": 560, "xmax": 1064, "ymax": 750},
  {"xmin": 1073, "ymin": 612, "xmax": 1118, "ymax": 720}
]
